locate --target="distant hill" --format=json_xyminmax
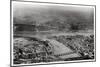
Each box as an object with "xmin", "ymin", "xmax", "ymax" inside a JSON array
[{"xmin": 13, "ymin": 3, "xmax": 94, "ymax": 32}]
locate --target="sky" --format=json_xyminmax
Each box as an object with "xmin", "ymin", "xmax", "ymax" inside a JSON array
[{"xmin": 12, "ymin": 1, "xmax": 94, "ymax": 25}]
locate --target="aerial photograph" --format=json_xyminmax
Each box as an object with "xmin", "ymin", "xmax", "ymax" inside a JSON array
[{"xmin": 12, "ymin": 1, "xmax": 95, "ymax": 66}]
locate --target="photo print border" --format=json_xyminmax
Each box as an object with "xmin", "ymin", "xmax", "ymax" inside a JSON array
[{"xmin": 10, "ymin": 0, "xmax": 96, "ymax": 66}]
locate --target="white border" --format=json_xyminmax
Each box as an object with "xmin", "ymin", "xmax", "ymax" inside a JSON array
[{"xmin": 11, "ymin": 1, "xmax": 96, "ymax": 66}]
